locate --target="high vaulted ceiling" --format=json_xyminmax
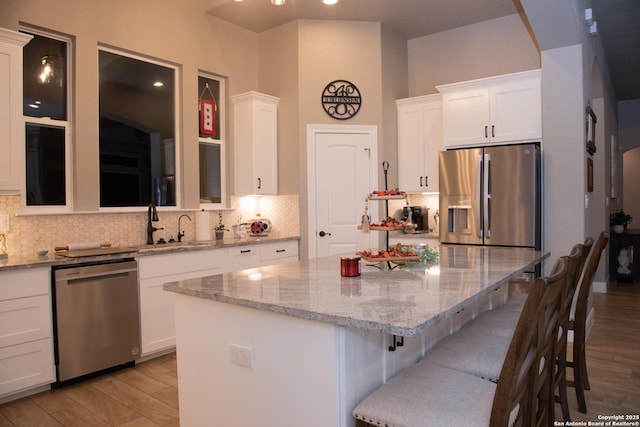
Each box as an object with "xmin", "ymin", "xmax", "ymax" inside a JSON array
[{"xmin": 206, "ymin": 0, "xmax": 640, "ymax": 101}]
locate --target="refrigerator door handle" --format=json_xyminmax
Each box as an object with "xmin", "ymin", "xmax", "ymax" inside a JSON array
[
  {"xmin": 484, "ymin": 154, "xmax": 491, "ymax": 239},
  {"xmin": 477, "ymin": 154, "xmax": 483, "ymax": 238}
]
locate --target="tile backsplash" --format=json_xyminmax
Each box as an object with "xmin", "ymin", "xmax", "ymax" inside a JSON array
[{"xmin": 0, "ymin": 195, "xmax": 299, "ymax": 258}]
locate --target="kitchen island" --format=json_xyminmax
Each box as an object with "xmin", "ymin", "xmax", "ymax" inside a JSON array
[{"xmin": 164, "ymin": 245, "xmax": 548, "ymax": 427}]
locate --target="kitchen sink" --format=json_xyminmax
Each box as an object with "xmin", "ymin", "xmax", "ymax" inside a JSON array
[{"xmin": 137, "ymin": 241, "xmax": 214, "ymax": 253}]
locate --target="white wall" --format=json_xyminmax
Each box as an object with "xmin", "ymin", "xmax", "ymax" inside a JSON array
[
  {"xmin": 1, "ymin": 0, "xmax": 260, "ymax": 210},
  {"xmin": 407, "ymin": 14, "xmax": 540, "ymax": 96},
  {"xmin": 622, "ymin": 147, "xmax": 640, "ymax": 224},
  {"xmin": 619, "ymin": 99, "xmax": 640, "ymax": 222}
]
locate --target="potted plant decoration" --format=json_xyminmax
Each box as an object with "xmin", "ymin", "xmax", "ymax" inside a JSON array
[
  {"xmin": 610, "ymin": 209, "xmax": 632, "ymax": 233},
  {"xmin": 214, "ymin": 211, "xmax": 228, "ymax": 241}
]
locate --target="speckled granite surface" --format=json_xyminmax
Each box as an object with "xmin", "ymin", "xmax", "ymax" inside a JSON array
[
  {"xmin": 0, "ymin": 235, "xmax": 300, "ymax": 271},
  {"xmin": 164, "ymin": 245, "xmax": 549, "ymax": 337}
]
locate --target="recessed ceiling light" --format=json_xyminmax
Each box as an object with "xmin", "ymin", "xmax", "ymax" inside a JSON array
[
  {"xmin": 271, "ymin": 0, "xmax": 285, "ymax": 4},
  {"xmin": 323, "ymin": 0, "xmax": 338, "ymax": 4},
  {"xmin": 153, "ymin": 81, "xmax": 164, "ymax": 87}
]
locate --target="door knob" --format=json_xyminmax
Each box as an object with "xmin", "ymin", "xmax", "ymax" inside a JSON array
[{"xmin": 319, "ymin": 231, "xmax": 332, "ymax": 237}]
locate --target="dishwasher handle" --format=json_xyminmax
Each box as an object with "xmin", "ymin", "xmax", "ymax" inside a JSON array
[{"xmin": 55, "ymin": 265, "xmax": 137, "ymax": 282}]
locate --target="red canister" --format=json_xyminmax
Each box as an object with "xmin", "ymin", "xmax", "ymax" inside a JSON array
[{"xmin": 341, "ymin": 256, "xmax": 361, "ymax": 277}]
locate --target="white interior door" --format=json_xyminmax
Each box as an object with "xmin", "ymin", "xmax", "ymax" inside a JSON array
[{"xmin": 307, "ymin": 125, "xmax": 378, "ymax": 258}]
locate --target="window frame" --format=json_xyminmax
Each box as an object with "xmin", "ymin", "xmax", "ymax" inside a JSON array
[
  {"xmin": 97, "ymin": 45, "xmax": 181, "ymax": 212},
  {"xmin": 198, "ymin": 71, "xmax": 227, "ymax": 210},
  {"xmin": 20, "ymin": 26, "xmax": 73, "ymax": 214}
]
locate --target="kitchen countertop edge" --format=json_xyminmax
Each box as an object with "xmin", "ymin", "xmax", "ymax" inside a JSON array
[{"xmin": 0, "ymin": 235, "xmax": 301, "ymax": 272}]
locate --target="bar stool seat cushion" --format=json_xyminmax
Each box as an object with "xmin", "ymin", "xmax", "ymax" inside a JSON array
[
  {"xmin": 352, "ymin": 360, "xmax": 496, "ymax": 427},
  {"xmin": 424, "ymin": 320, "xmax": 512, "ymax": 382}
]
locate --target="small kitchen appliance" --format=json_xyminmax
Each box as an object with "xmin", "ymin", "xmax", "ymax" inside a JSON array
[{"xmin": 401, "ymin": 206, "xmax": 430, "ymax": 234}]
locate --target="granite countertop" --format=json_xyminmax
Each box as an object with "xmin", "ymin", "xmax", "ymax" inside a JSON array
[
  {"xmin": 164, "ymin": 245, "xmax": 549, "ymax": 337},
  {"xmin": 0, "ymin": 234, "xmax": 300, "ymax": 272}
]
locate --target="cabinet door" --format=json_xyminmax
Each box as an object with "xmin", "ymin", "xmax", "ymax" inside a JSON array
[
  {"xmin": 0, "ymin": 29, "xmax": 32, "ymax": 192},
  {"xmin": 139, "ymin": 267, "xmax": 223, "ymax": 356},
  {"xmin": 489, "ymin": 77, "xmax": 541, "ymax": 143},
  {"xmin": 397, "ymin": 96, "xmax": 442, "ymax": 193},
  {"xmin": 0, "ymin": 295, "xmax": 52, "ymax": 348},
  {"xmin": 441, "ymin": 88, "xmax": 489, "ymax": 148},
  {"xmin": 252, "ymin": 100, "xmax": 278, "ymax": 195},
  {"xmin": 422, "ymin": 101, "xmax": 442, "ymax": 192},
  {"xmin": 397, "ymin": 104, "xmax": 427, "ymax": 193},
  {"xmin": 233, "ymin": 92, "xmax": 279, "ymax": 196},
  {"xmin": 0, "ymin": 338, "xmax": 55, "ymax": 397},
  {"xmin": 138, "ymin": 249, "xmax": 225, "ymax": 356}
]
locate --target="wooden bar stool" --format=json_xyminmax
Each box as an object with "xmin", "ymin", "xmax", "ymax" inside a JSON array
[
  {"xmin": 352, "ymin": 257, "xmax": 570, "ymax": 427},
  {"xmin": 552, "ymin": 238, "xmax": 593, "ymax": 421},
  {"xmin": 567, "ymin": 231, "xmax": 609, "ymax": 413},
  {"xmin": 422, "ymin": 243, "xmax": 585, "ymax": 388}
]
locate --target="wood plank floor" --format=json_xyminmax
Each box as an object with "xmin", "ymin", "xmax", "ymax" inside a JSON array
[{"xmin": 1, "ymin": 282, "xmax": 639, "ymax": 426}]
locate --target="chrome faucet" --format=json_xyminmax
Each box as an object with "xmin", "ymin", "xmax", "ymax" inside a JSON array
[
  {"xmin": 177, "ymin": 214, "xmax": 192, "ymax": 242},
  {"xmin": 147, "ymin": 203, "xmax": 164, "ymax": 244}
]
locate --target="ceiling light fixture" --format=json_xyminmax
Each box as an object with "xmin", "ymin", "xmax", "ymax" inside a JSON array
[
  {"xmin": 39, "ymin": 55, "xmax": 54, "ymax": 84},
  {"xmin": 323, "ymin": 0, "xmax": 338, "ymax": 4},
  {"xmin": 271, "ymin": 0, "xmax": 285, "ymax": 5}
]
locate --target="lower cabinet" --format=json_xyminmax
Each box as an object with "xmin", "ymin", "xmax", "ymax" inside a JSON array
[
  {"xmin": 138, "ymin": 249, "xmax": 225, "ymax": 356},
  {"xmin": 138, "ymin": 240, "xmax": 299, "ymax": 358},
  {"xmin": 0, "ymin": 268, "xmax": 55, "ymax": 398}
]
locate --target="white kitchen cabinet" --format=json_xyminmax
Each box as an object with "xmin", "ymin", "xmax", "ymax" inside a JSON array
[
  {"xmin": 0, "ymin": 28, "xmax": 32, "ymax": 193},
  {"xmin": 232, "ymin": 91, "xmax": 279, "ymax": 195},
  {"xmin": 437, "ymin": 70, "xmax": 541, "ymax": 148},
  {"xmin": 260, "ymin": 240, "xmax": 299, "ymax": 266},
  {"xmin": 0, "ymin": 268, "xmax": 55, "ymax": 398},
  {"xmin": 396, "ymin": 94, "xmax": 442, "ymax": 193},
  {"xmin": 138, "ymin": 249, "xmax": 225, "ymax": 356}
]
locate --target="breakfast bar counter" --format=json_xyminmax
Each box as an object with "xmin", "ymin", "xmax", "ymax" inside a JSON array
[{"xmin": 164, "ymin": 245, "xmax": 549, "ymax": 427}]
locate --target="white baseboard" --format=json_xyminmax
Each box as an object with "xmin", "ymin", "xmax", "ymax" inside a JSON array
[{"xmin": 592, "ymin": 280, "xmax": 607, "ymax": 293}]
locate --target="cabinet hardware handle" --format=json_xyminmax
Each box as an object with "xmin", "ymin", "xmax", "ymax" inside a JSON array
[
  {"xmin": 240, "ymin": 249, "xmax": 251, "ymax": 253},
  {"xmin": 257, "ymin": 178, "xmax": 262, "ymax": 189},
  {"xmin": 484, "ymin": 125, "xmax": 488, "ymax": 138},
  {"xmin": 492, "ymin": 125, "xmax": 495, "ymax": 138},
  {"xmin": 425, "ymin": 176, "xmax": 428, "ymax": 187},
  {"xmin": 276, "ymin": 249, "xmax": 286, "ymax": 253},
  {"xmin": 420, "ymin": 176, "xmax": 423, "ymax": 187}
]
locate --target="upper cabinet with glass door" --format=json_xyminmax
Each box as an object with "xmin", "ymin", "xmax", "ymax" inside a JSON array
[
  {"xmin": 0, "ymin": 28, "xmax": 32, "ymax": 194},
  {"xmin": 98, "ymin": 49, "xmax": 178, "ymax": 208}
]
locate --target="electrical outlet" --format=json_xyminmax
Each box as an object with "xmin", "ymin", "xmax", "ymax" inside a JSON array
[{"xmin": 230, "ymin": 344, "xmax": 254, "ymax": 368}]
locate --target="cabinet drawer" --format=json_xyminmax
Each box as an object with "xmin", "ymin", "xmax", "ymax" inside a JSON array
[
  {"xmin": 260, "ymin": 240, "xmax": 299, "ymax": 265},
  {"xmin": 0, "ymin": 294, "xmax": 52, "ymax": 348},
  {"xmin": 0, "ymin": 338, "xmax": 55, "ymax": 397},
  {"xmin": 227, "ymin": 245, "xmax": 261, "ymax": 271},
  {"xmin": 138, "ymin": 249, "xmax": 225, "ymax": 279},
  {"xmin": 0, "ymin": 268, "xmax": 50, "ymax": 301}
]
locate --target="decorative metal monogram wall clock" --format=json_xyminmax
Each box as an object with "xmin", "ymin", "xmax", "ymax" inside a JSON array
[{"xmin": 321, "ymin": 80, "xmax": 361, "ymax": 120}]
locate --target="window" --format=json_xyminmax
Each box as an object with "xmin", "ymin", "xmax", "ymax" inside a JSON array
[
  {"xmin": 22, "ymin": 30, "xmax": 71, "ymax": 208},
  {"xmin": 98, "ymin": 48, "xmax": 177, "ymax": 207},
  {"xmin": 198, "ymin": 73, "xmax": 226, "ymax": 207}
]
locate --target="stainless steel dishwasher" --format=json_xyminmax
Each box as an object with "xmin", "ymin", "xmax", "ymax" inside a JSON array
[{"xmin": 52, "ymin": 259, "xmax": 141, "ymax": 385}]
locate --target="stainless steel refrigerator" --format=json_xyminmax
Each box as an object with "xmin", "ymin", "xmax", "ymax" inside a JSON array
[{"xmin": 439, "ymin": 143, "xmax": 541, "ymax": 249}]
